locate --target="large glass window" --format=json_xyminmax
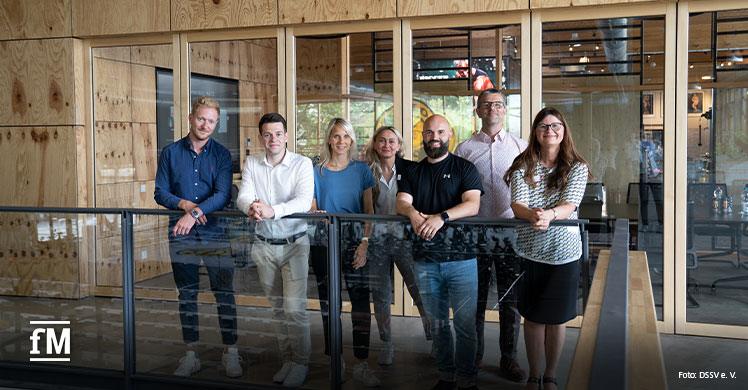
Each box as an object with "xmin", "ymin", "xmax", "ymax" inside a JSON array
[
  {"xmin": 295, "ymin": 32, "xmax": 394, "ymax": 160},
  {"xmin": 410, "ymin": 26, "xmax": 522, "ymax": 160},
  {"xmin": 686, "ymin": 10, "xmax": 748, "ymax": 327},
  {"xmin": 542, "ymin": 17, "xmax": 667, "ymax": 319}
]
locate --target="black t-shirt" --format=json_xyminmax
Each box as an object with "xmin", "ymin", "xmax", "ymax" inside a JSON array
[{"xmin": 398, "ymin": 153, "xmax": 484, "ymax": 262}]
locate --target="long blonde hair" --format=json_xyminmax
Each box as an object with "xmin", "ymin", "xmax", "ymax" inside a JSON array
[
  {"xmin": 365, "ymin": 126, "xmax": 403, "ymax": 205},
  {"xmin": 318, "ymin": 117, "xmax": 357, "ymax": 174}
]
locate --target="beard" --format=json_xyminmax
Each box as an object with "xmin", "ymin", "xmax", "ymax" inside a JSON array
[{"xmin": 423, "ymin": 139, "xmax": 449, "ymax": 159}]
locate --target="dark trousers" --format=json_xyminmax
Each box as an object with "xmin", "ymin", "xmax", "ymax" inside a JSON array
[
  {"xmin": 169, "ymin": 236, "xmax": 238, "ymax": 346},
  {"xmin": 310, "ymin": 244, "xmax": 372, "ymax": 360},
  {"xmin": 475, "ymin": 253, "xmax": 521, "ymax": 362}
]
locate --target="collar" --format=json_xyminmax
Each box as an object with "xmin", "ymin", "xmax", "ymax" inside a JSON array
[
  {"xmin": 380, "ymin": 162, "xmax": 397, "ymax": 185},
  {"xmin": 181, "ymin": 136, "xmax": 212, "ymax": 153},
  {"xmin": 476, "ymin": 128, "xmax": 505, "ymax": 143},
  {"xmin": 263, "ymin": 149, "xmax": 292, "ymax": 167}
]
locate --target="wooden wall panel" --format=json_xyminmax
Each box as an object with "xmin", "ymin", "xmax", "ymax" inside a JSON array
[
  {"xmin": 190, "ymin": 41, "xmax": 242, "ymax": 80},
  {"xmin": 0, "ymin": 39, "xmax": 77, "ymax": 126},
  {"xmin": 93, "ymin": 46, "xmax": 131, "ymax": 63},
  {"xmin": 0, "ymin": 127, "xmax": 77, "ymax": 207},
  {"xmin": 171, "ymin": 0, "xmax": 276, "ymax": 30},
  {"xmin": 93, "ymin": 58, "xmax": 132, "ymax": 122},
  {"xmin": 0, "ymin": 0, "xmax": 71, "ymax": 40},
  {"xmin": 279, "ymin": 0, "xmax": 396, "ymax": 24},
  {"xmin": 132, "ymin": 123, "xmax": 157, "ymax": 181},
  {"xmin": 131, "ymin": 65, "xmax": 157, "ymax": 123},
  {"xmin": 131, "ymin": 44, "xmax": 173, "ymax": 69},
  {"xmin": 296, "ymin": 38, "xmax": 342, "ymax": 101},
  {"xmin": 530, "ymin": 0, "xmax": 654, "ymax": 8},
  {"xmin": 398, "ymin": 0, "xmax": 528, "ymax": 17},
  {"xmin": 240, "ymin": 40, "xmax": 278, "ymax": 85},
  {"xmin": 95, "ymin": 121, "xmax": 134, "ymax": 184},
  {"xmin": 72, "ymin": 0, "xmax": 170, "ymax": 37}
]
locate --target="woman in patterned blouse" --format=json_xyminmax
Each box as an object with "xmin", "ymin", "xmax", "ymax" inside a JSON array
[{"xmin": 504, "ymin": 107, "xmax": 590, "ymax": 390}]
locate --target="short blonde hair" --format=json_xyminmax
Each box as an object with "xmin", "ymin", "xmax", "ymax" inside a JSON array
[{"xmin": 191, "ymin": 96, "xmax": 220, "ymax": 117}]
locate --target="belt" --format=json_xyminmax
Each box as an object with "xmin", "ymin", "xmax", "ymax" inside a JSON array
[{"xmin": 255, "ymin": 232, "xmax": 306, "ymax": 245}]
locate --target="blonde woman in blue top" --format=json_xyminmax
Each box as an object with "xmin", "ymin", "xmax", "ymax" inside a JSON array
[
  {"xmin": 310, "ymin": 118, "xmax": 379, "ymax": 386},
  {"xmin": 505, "ymin": 107, "xmax": 589, "ymax": 390}
]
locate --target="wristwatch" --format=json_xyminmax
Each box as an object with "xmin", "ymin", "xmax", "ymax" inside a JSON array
[
  {"xmin": 551, "ymin": 208, "xmax": 558, "ymax": 221},
  {"xmin": 440, "ymin": 211, "xmax": 450, "ymax": 222},
  {"xmin": 190, "ymin": 208, "xmax": 202, "ymax": 220}
]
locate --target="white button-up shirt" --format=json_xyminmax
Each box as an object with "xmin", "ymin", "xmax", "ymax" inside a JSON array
[
  {"xmin": 236, "ymin": 150, "xmax": 314, "ymax": 239},
  {"xmin": 455, "ymin": 129, "xmax": 527, "ymax": 218},
  {"xmin": 373, "ymin": 163, "xmax": 402, "ymax": 238}
]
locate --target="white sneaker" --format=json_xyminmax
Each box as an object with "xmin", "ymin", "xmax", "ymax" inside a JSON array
[
  {"xmin": 378, "ymin": 342, "xmax": 394, "ymax": 366},
  {"xmin": 352, "ymin": 361, "xmax": 381, "ymax": 387},
  {"xmin": 282, "ymin": 362, "xmax": 309, "ymax": 388},
  {"xmin": 273, "ymin": 361, "xmax": 293, "ymax": 383},
  {"xmin": 222, "ymin": 349, "xmax": 243, "ymax": 378},
  {"xmin": 174, "ymin": 351, "xmax": 201, "ymax": 377}
]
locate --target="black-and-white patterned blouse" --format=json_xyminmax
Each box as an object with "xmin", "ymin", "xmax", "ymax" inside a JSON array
[{"xmin": 510, "ymin": 162, "xmax": 588, "ymax": 265}]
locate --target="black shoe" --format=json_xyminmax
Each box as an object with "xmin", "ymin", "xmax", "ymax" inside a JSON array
[
  {"xmin": 431, "ymin": 380, "xmax": 457, "ymax": 390},
  {"xmin": 499, "ymin": 357, "xmax": 527, "ymax": 383}
]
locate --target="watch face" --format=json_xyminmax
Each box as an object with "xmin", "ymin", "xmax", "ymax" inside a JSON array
[{"xmin": 191, "ymin": 210, "xmax": 200, "ymax": 218}]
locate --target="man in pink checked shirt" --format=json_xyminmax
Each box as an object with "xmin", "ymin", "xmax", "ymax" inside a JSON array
[{"xmin": 455, "ymin": 88, "xmax": 528, "ymax": 383}]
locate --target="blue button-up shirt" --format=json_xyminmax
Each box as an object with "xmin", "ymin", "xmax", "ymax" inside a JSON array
[{"xmin": 154, "ymin": 136, "xmax": 232, "ymax": 236}]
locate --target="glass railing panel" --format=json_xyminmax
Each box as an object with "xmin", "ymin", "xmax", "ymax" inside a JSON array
[{"xmin": 0, "ymin": 211, "xmax": 123, "ymax": 371}]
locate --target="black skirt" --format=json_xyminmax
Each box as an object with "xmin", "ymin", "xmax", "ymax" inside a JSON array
[{"xmin": 518, "ymin": 259, "xmax": 579, "ymax": 325}]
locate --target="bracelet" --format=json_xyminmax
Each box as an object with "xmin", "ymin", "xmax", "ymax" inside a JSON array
[
  {"xmin": 551, "ymin": 208, "xmax": 558, "ymax": 221},
  {"xmin": 360, "ymin": 237, "xmax": 369, "ymax": 242}
]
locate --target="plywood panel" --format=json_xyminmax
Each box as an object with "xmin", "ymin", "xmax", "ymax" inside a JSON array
[
  {"xmin": 93, "ymin": 58, "xmax": 132, "ymax": 122},
  {"xmin": 132, "ymin": 180, "xmax": 157, "ymax": 209},
  {"xmin": 0, "ymin": 214, "xmax": 81, "ymax": 298},
  {"xmin": 72, "ymin": 0, "xmax": 170, "ymax": 36},
  {"xmin": 131, "ymin": 44, "xmax": 173, "ymax": 69},
  {"xmin": 94, "ymin": 121, "xmax": 134, "ymax": 184},
  {"xmin": 399, "ymin": 0, "xmax": 474, "ymax": 17},
  {"xmin": 190, "ymin": 41, "xmax": 241, "ymax": 80},
  {"xmin": 96, "ymin": 235, "xmax": 122, "ymax": 287},
  {"xmin": 132, "ymin": 123, "xmax": 157, "ymax": 181},
  {"xmin": 172, "ymin": 0, "xmax": 276, "ymax": 30},
  {"xmin": 0, "ymin": 127, "xmax": 77, "ymax": 207},
  {"xmin": 240, "ymin": 40, "xmax": 278, "ymax": 84},
  {"xmin": 279, "ymin": 0, "xmax": 395, "ymax": 24},
  {"xmin": 131, "ymin": 65, "xmax": 157, "ymax": 124},
  {"xmin": 530, "ymin": 0, "xmax": 654, "ymax": 8},
  {"xmin": 93, "ymin": 46, "xmax": 131, "ymax": 63},
  {"xmin": 239, "ymin": 81, "xmax": 277, "ymax": 131},
  {"xmin": 95, "ymin": 182, "xmax": 131, "ymax": 238},
  {"xmin": 0, "ymin": 0, "xmax": 71, "ymax": 39},
  {"xmin": 0, "ymin": 39, "xmax": 77, "ymax": 126},
  {"xmin": 296, "ymin": 38, "xmax": 342, "ymax": 101}
]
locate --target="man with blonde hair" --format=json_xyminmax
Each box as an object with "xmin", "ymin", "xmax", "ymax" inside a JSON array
[{"xmin": 155, "ymin": 96, "xmax": 241, "ymax": 378}]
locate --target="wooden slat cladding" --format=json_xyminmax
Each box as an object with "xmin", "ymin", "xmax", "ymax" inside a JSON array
[
  {"xmin": 0, "ymin": 0, "xmax": 71, "ymax": 40},
  {"xmin": 72, "ymin": 0, "xmax": 170, "ymax": 37},
  {"xmin": 171, "ymin": 0, "xmax": 277, "ymax": 31},
  {"xmin": 399, "ymin": 0, "xmax": 526, "ymax": 17},
  {"xmin": 279, "ymin": 0, "xmax": 395, "ymax": 24},
  {"xmin": 0, "ymin": 39, "xmax": 78, "ymax": 126}
]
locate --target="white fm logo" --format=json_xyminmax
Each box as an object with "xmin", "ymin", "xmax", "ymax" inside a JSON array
[
  {"xmin": 443, "ymin": 174, "xmax": 451, "ymax": 179},
  {"xmin": 29, "ymin": 320, "xmax": 71, "ymax": 362}
]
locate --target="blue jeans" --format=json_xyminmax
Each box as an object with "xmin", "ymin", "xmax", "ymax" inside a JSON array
[{"xmin": 415, "ymin": 259, "xmax": 478, "ymax": 387}]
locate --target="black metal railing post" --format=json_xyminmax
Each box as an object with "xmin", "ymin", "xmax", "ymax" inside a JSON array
[
  {"xmin": 581, "ymin": 227, "xmax": 590, "ymax": 308},
  {"xmin": 327, "ymin": 216, "xmax": 342, "ymax": 390},
  {"xmin": 120, "ymin": 211, "xmax": 136, "ymax": 390}
]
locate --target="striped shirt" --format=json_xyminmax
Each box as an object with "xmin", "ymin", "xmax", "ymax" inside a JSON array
[
  {"xmin": 510, "ymin": 162, "xmax": 588, "ymax": 265},
  {"xmin": 455, "ymin": 129, "xmax": 527, "ymax": 218}
]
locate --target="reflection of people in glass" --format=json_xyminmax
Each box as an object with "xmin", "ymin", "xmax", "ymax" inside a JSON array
[
  {"xmin": 688, "ymin": 92, "xmax": 703, "ymax": 114},
  {"xmin": 397, "ymin": 114, "xmax": 484, "ymax": 390},
  {"xmin": 236, "ymin": 113, "xmax": 314, "ymax": 387},
  {"xmin": 364, "ymin": 126, "xmax": 432, "ymax": 366},
  {"xmin": 310, "ymin": 118, "xmax": 379, "ymax": 386},
  {"xmin": 455, "ymin": 89, "xmax": 528, "ymax": 382},
  {"xmin": 506, "ymin": 107, "xmax": 589, "ymax": 390},
  {"xmin": 154, "ymin": 96, "xmax": 240, "ymax": 378},
  {"xmin": 455, "ymin": 59, "xmax": 495, "ymax": 91}
]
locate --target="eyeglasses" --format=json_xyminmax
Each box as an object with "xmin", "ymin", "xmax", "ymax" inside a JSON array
[
  {"xmin": 536, "ymin": 122, "xmax": 564, "ymax": 132},
  {"xmin": 478, "ymin": 101, "xmax": 506, "ymax": 110}
]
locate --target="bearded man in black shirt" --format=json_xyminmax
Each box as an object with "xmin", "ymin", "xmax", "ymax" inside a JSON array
[{"xmin": 396, "ymin": 114, "xmax": 483, "ymax": 390}]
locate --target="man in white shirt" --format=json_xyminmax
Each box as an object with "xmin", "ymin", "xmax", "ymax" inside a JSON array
[
  {"xmin": 237, "ymin": 113, "xmax": 314, "ymax": 387},
  {"xmin": 455, "ymin": 89, "xmax": 528, "ymax": 382}
]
